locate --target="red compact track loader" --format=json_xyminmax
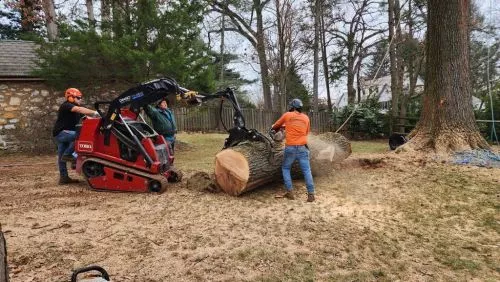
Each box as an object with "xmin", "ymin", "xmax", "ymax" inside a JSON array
[{"xmin": 73, "ymin": 78, "xmax": 272, "ymax": 193}]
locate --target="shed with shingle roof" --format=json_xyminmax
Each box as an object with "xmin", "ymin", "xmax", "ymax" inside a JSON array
[{"xmin": 0, "ymin": 40, "xmax": 41, "ymax": 81}]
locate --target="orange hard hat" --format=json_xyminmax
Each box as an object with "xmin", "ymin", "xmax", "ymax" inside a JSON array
[{"xmin": 65, "ymin": 88, "xmax": 82, "ymax": 102}]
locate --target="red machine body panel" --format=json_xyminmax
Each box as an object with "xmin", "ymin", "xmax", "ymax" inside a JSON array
[{"xmin": 74, "ymin": 112, "xmax": 174, "ymax": 192}]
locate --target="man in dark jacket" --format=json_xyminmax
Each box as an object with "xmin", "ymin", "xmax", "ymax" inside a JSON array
[{"xmin": 145, "ymin": 99, "xmax": 177, "ymax": 153}]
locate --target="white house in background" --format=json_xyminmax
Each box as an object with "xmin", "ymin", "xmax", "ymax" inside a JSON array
[
  {"xmin": 359, "ymin": 74, "xmax": 425, "ymax": 113},
  {"xmin": 334, "ymin": 74, "xmax": 483, "ymax": 112}
]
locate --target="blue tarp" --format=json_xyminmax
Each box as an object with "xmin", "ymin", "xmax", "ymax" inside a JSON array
[{"xmin": 452, "ymin": 149, "xmax": 500, "ymax": 168}]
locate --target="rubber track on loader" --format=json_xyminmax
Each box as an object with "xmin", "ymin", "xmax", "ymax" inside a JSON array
[{"xmin": 82, "ymin": 157, "xmax": 169, "ymax": 192}]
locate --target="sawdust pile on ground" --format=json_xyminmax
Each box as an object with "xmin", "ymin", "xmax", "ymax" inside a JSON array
[{"xmin": 185, "ymin": 171, "xmax": 219, "ymax": 193}]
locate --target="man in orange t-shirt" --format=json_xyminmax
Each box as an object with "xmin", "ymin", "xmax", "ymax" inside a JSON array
[{"xmin": 271, "ymin": 98, "xmax": 315, "ymax": 202}]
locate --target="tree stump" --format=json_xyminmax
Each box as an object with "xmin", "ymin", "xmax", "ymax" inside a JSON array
[{"xmin": 214, "ymin": 132, "xmax": 351, "ymax": 196}]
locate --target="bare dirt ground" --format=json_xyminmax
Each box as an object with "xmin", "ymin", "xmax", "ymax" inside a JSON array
[{"xmin": 0, "ymin": 133, "xmax": 499, "ymax": 282}]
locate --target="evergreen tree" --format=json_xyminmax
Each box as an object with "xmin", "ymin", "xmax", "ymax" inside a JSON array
[
  {"xmin": 364, "ymin": 39, "xmax": 390, "ymax": 79},
  {"xmin": 0, "ymin": 6, "xmax": 21, "ymax": 39},
  {"xmin": 0, "ymin": 1, "xmax": 43, "ymax": 40},
  {"xmin": 286, "ymin": 61, "xmax": 311, "ymax": 111},
  {"xmin": 34, "ymin": 0, "xmax": 216, "ymax": 96},
  {"xmin": 212, "ymin": 52, "xmax": 257, "ymax": 108}
]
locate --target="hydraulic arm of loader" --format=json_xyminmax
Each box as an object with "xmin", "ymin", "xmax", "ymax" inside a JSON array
[{"xmin": 188, "ymin": 88, "xmax": 273, "ymax": 149}]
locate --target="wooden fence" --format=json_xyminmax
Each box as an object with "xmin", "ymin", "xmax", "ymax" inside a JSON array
[
  {"xmin": 146, "ymin": 108, "xmax": 499, "ymax": 141},
  {"xmin": 171, "ymin": 107, "xmax": 333, "ymax": 133}
]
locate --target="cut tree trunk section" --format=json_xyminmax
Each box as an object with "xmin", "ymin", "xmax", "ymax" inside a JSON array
[{"xmin": 214, "ymin": 133, "xmax": 351, "ymax": 196}]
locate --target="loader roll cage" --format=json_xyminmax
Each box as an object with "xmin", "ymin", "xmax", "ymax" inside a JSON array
[{"xmin": 94, "ymin": 78, "xmax": 182, "ymax": 168}]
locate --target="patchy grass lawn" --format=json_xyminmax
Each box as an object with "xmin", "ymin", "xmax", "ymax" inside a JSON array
[
  {"xmin": 350, "ymin": 139, "xmax": 389, "ymax": 154},
  {"xmin": 0, "ymin": 133, "xmax": 498, "ymax": 281}
]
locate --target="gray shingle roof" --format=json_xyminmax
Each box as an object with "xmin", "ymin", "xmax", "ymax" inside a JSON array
[{"xmin": 0, "ymin": 40, "xmax": 40, "ymax": 78}]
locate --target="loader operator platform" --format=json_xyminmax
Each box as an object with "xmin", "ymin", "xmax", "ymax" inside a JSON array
[{"xmin": 52, "ymin": 88, "xmax": 99, "ymax": 185}]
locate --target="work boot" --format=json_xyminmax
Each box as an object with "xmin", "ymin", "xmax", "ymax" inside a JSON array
[
  {"xmin": 58, "ymin": 175, "xmax": 79, "ymax": 185},
  {"xmin": 307, "ymin": 193, "xmax": 315, "ymax": 202},
  {"xmin": 275, "ymin": 190, "xmax": 295, "ymax": 200},
  {"xmin": 61, "ymin": 154, "xmax": 75, "ymax": 162}
]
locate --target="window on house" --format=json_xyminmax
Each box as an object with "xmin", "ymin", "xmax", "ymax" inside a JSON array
[{"xmin": 380, "ymin": 101, "xmax": 391, "ymax": 110}]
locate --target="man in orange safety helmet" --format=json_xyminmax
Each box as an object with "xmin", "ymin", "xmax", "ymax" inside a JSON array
[
  {"xmin": 52, "ymin": 88, "xmax": 99, "ymax": 185},
  {"xmin": 271, "ymin": 98, "xmax": 315, "ymax": 202}
]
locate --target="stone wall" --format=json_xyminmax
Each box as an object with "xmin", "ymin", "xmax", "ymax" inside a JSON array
[
  {"xmin": 0, "ymin": 81, "xmax": 132, "ymax": 152},
  {"xmin": 0, "ymin": 81, "xmax": 63, "ymax": 152}
]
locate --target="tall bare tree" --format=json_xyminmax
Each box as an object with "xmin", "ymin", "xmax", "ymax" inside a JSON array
[
  {"xmin": 312, "ymin": 0, "xmax": 320, "ymax": 112},
  {"xmin": 267, "ymin": 0, "xmax": 302, "ymax": 112},
  {"xmin": 86, "ymin": 0, "xmax": 96, "ymax": 28},
  {"xmin": 210, "ymin": 0, "xmax": 274, "ymax": 110},
  {"xmin": 398, "ymin": 0, "xmax": 425, "ymax": 133},
  {"xmin": 319, "ymin": 0, "xmax": 334, "ymax": 113},
  {"xmin": 329, "ymin": 0, "xmax": 384, "ymax": 104},
  {"xmin": 41, "ymin": 0, "xmax": 58, "ymax": 41},
  {"xmin": 387, "ymin": 0, "xmax": 404, "ymax": 133},
  {"xmin": 101, "ymin": 0, "xmax": 111, "ymax": 36},
  {"xmin": 402, "ymin": 0, "xmax": 489, "ymax": 152}
]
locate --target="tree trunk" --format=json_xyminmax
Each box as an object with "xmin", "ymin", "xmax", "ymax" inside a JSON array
[
  {"xmin": 215, "ymin": 142, "xmax": 283, "ymax": 196},
  {"xmin": 86, "ymin": 0, "xmax": 96, "ymax": 28},
  {"xmin": 402, "ymin": 0, "xmax": 489, "ymax": 153},
  {"xmin": 395, "ymin": 0, "xmax": 405, "ymax": 133},
  {"xmin": 312, "ymin": 0, "xmax": 320, "ymax": 112},
  {"xmin": 211, "ymin": 0, "xmax": 272, "ymax": 110},
  {"xmin": 388, "ymin": 0, "xmax": 401, "ymax": 134},
  {"xmin": 255, "ymin": 2, "xmax": 273, "ymax": 110},
  {"xmin": 220, "ymin": 11, "xmax": 225, "ymax": 82},
  {"xmin": 347, "ymin": 67, "xmax": 356, "ymax": 104},
  {"xmin": 42, "ymin": 0, "xmax": 58, "ymax": 41},
  {"xmin": 276, "ymin": 0, "xmax": 287, "ymax": 113},
  {"xmin": 347, "ymin": 36, "xmax": 356, "ymax": 104},
  {"xmin": 320, "ymin": 6, "xmax": 333, "ymax": 114},
  {"xmin": 20, "ymin": 0, "xmax": 37, "ymax": 33},
  {"xmin": 112, "ymin": 0, "xmax": 124, "ymax": 38},
  {"xmin": 214, "ymin": 133, "xmax": 351, "ymax": 196},
  {"xmin": 0, "ymin": 224, "xmax": 7, "ymax": 282},
  {"xmin": 101, "ymin": 0, "xmax": 111, "ymax": 36}
]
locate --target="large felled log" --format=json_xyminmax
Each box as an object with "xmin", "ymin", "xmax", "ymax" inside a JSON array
[
  {"xmin": 214, "ymin": 132, "xmax": 351, "ymax": 196},
  {"xmin": 215, "ymin": 141, "xmax": 283, "ymax": 196}
]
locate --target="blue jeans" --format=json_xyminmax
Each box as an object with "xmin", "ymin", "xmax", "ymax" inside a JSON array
[
  {"xmin": 282, "ymin": 145, "xmax": 315, "ymax": 194},
  {"xmin": 55, "ymin": 130, "xmax": 76, "ymax": 177},
  {"xmin": 163, "ymin": 135, "xmax": 175, "ymax": 154}
]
